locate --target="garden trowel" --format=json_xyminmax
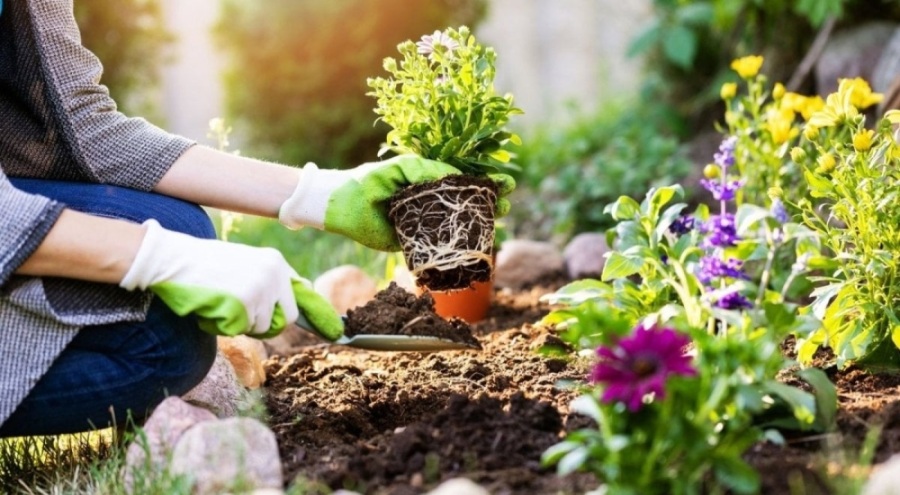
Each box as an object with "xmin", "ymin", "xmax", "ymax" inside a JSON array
[{"xmin": 295, "ymin": 313, "xmax": 479, "ymax": 352}]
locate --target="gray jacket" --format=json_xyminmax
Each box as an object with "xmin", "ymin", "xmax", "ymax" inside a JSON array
[{"xmin": 0, "ymin": 0, "xmax": 195, "ymax": 425}]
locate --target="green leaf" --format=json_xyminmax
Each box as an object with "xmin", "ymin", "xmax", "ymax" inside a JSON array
[
  {"xmin": 557, "ymin": 446, "xmax": 589, "ymax": 475},
  {"xmin": 714, "ymin": 456, "xmax": 760, "ymax": 494},
  {"xmin": 601, "ymin": 252, "xmax": 644, "ymax": 281},
  {"xmin": 626, "ymin": 21, "xmax": 661, "ymax": 58},
  {"xmin": 541, "ymin": 440, "xmax": 581, "ymax": 467},
  {"xmin": 735, "ymin": 204, "xmax": 772, "ymax": 236},
  {"xmin": 797, "ymin": 367, "xmax": 837, "ymax": 431},
  {"xmin": 795, "ymin": 0, "xmax": 843, "ymax": 26},
  {"xmin": 488, "ymin": 149, "xmax": 512, "ymax": 163},
  {"xmin": 569, "ymin": 395, "xmax": 602, "ymax": 424},
  {"xmin": 764, "ymin": 381, "xmax": 816, "ymax": 426},
  {"xmin": 675, "ymin": 3, "xmax": 715, "ymax": 25},
  {"xmin": 604, "ymin": 196, "xmax": 641, "ymax": 220},
  {"xmin": 662, "ymin": 25, "xmax": 697, "ymax": 69},
  {"xmin": 804, "ymin": 169, "xmax": 834, "ymax": 198}
]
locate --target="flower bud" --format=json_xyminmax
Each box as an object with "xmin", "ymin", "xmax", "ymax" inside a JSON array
[
  {"xmin": 773, "ymin": 83, "xmax": 786, "ymax": 100},
  {"xmin": 790, "ymin": 147, "xmax": 806, "ymax": 162},
  {"xmin": 815, "ymin": 153, "xmax": 836, "ymax": 174},
  {"xmin": 768, "ymin": 186, "xmax": 783, "ymax": 200},
  {"xmin": 803, "ymin": 125, "xmax": 820, "ymax": 140},
  {"xmin": 720, "ymin": 82, "xmax": 737, "ymax": 100},
  {"xmin": 703, "ymin": 164, "xmax": 720, "ymax": 179}
]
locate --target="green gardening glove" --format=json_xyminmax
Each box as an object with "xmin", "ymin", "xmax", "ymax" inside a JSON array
[
  {"xmin": 119, "ymin": 220, "xmax": 344, "ymax": 340},
  {"xmin": 278, "ymin": 154, "xmax": 515, "ymax": 251}
]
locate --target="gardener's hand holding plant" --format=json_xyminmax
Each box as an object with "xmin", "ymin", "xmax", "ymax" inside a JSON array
[{"xmin": 278, "ymin": 154, "xmax": 515, "ymax": 251}]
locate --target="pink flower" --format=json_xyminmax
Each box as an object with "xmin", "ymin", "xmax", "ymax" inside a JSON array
[
  {"xmin": 416, "ymin": 30, "xmax": 459, "ymax": 58},
  {"xmin": 590, "ymin": 324, "xmax": 696, "ymax": 412}
]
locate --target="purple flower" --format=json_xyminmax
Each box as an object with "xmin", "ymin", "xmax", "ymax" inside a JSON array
[
  {"xmin": 771, "ymin": 199, "xmax": 789, "ymax": 224},
  {"xmin": 669, "ymin": 214, "xmax": 696, "ymax": 235},
  {"xmin": 696, "ymin": 256, "xmax": 748, "ymax": 285},
  {"xmin": 416, "ymin": 30, "xmax": 459, "ymax": 58},
  {"xmin": 590, "ymin": 324, "xmax": 696, "ymax": 412},
  {"xmin": 700, "ymin": 179, "xmax": 744, "ymax": 202},
  {"xmin": 715, "ymin": 291, "xmax": 753, "ymax": 310},
  {"xmin": 714, "ymin": 136, "xmax": 737, "ymax": 170},
  {"xmin": 699, "ymin": 214, "xmax": 739, "ymax": 248}
]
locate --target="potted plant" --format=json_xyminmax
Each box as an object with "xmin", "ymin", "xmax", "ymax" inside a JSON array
[{"xmin": 367, "ymin": 26, "xmax": 522, "ymax": 295}]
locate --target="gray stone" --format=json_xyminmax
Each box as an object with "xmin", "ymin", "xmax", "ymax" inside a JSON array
[
  {"xmin": 123, "ymin": 396, "xmax": 217, "ymax": 489},
  {"xmin": 815, "ymin": 22, "xmax": 897, "ymax": 96},
  {"xmin": 313, "ymin": 265, "xmax": 378, "ymax": 315},
  {"xmin": 425, "ymin": 478, "xmax": 490, "ymax": 495},
  {"xmin": 863, "ymin": 454, "xmax": 900, "ymax": 494},
  {"xmin": 494, "ymin": 239, "xmax": 565, "ymax": 289},
  {"xmin": 171, "ymin": 417, "xmax": 283, "ymax": 494},
  {"xmin": 563, "ymin": 233, "xmax": 609, "ymax": 279},
  {"xmin": 182, "ymin": 350, "xmax": 252, "ymax": 418}
]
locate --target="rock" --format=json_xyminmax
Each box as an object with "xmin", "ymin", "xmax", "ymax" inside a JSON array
[
  {"xmin": 494, "ymin": 240, "xmax": 565, "ymax": 289},
  {"xmin": 122, "ymin": 396, "xmax": 217, "ymax": 489},
  {"xmin": 218, "ymin": 335, "xmax": 268, "ymax": 389},
  {"xmin": 815, "ymin": 22, "xmax": 897, "ymax": 96},
  {"xmin": 425, "ymin": 478, "xmax": 490, "ymax": 495},
  {"xmin": 182, "ymin": 350, "xmax": 253, "ymax": 418},
  {"xmin": 563, "ymin": 232, "xmax": 609, "ymax": 279},
  {"xmin": 314, "ymin": 265, "xmax": 379, "ymax": 314},
  {"xmin": 170, "ymin": 417, "xmax": 283, "ymax": 495},
  {"xmin": 863, "ymin": 454, "xmax": 900, "ymax": 495}
]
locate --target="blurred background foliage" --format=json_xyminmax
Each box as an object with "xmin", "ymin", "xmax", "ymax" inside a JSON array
[
  {"xmin": 74, "ymin": 0, "xmax": 174, "ymax": 122},
  {"xmin": 212, "ymin": 0, "xmax": 487, "ymax": 170},
  {"xmin": 74, "ymin": 0, "xmax": 900, "ymax": 277}
]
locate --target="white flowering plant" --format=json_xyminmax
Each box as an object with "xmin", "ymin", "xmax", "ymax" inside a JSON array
[{"xmin": 367, "ymin": 26, "xmax": 523, "ymax": 175}]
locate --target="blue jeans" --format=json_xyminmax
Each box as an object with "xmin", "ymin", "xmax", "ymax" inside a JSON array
[{"xmin": 0, "ymin": 179, "xmax": 219, "ymax": 437}]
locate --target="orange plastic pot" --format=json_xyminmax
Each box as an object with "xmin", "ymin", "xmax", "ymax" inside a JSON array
[{"xmin": 418, "ymin": 278, "xmax": 494, "ymax": 323}]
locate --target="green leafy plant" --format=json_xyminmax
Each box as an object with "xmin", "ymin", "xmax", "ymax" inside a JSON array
[
  {"xmin": 367, "ymin": 26, "xmax": 523, "ymax": 175},
  {"xmin": 791, "ymin": 80, "xmax": 900, "ymax": 369},
  {"xmin": 540, "ymin": 136, "xmax": 835, "ymax": 493},
  {"xmin": 511, "ymin": 99, "xmax": 691, "ymax": 240},
  {"xmin": 215, "ymin": 0, "xmax": 486, "ymax": 169}
]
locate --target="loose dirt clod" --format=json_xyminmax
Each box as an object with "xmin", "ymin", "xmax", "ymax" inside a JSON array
[
  {"xmin": 344, "ymin": 282, "xmax": 481, "ymax": 349},
  {"xmin": 389, "ymin": 175, "xmax": 498, "ymax": 291}
]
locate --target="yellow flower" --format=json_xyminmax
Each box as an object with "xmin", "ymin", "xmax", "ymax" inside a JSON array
[
  {"xmin": 798, "ymin": 95, "xmax": 825, "ymax": 121},
  {"xmin": 808, "ymin": 83, "xmax": 859, "ymax": 128},
  {"xmin": 852, "ymin": 129, "xmax": 875, "ymax": 152},
  {"xmin": 815, "ymin": 153, "xmax": 836, "ymax": 174},
  {"xmin": 766, "ymin": 107, "xmax": 796, "ymax": 145},
  {"xmin": 790, "ymin": 147, "xmax": 806, "ymax": 162},
  {"xmin": 885, "ymin": 109, "xmax": 900, "ymax": 125},
  {"xmin": 840, "ymin": 77, "xmax": 883, "ymax": 109},
  {"xmin": 891, "ymin": 143, "xmax": 900, "ymax": 161},
  {"xmin": 720, "ymin": 82, "xmax": 737, "ymax": 100},
  {"xmin": 731, "ymin": 55, "xmax": 764, "ymax": 79},
  {"xmin": 773, "ymin": 83, "xmax": 786, "ymax": 100}
]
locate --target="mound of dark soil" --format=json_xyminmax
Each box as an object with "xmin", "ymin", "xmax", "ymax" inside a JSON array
[{"xmin": 344, "ymin": 282, "xmax": 481, "ymax": 349}]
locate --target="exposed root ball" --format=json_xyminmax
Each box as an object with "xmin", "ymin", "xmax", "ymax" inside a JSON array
[{"xmin": 389, "ymin": 175, "xmax": 497, "ymax": 291}]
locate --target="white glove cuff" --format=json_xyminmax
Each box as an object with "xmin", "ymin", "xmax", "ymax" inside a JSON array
[
  {"xmin": 120, "ymin": 219, "xmax": 168, "ymax": 291},
  {"xmin": 277, "ymin": 162, "xmax": 342, "ymax": 230}
]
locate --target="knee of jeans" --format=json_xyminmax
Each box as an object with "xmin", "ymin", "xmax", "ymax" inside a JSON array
[
  {"xmin": 153, "ymin": 201, "xmax": 217, "ymax": 240},
  {"xmin": 168, "ymin": 327, "xmax": 218, "ymax": 396}
]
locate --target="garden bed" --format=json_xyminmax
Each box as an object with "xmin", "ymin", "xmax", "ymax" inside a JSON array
[{"xmin": 264, "ymin": 280, "xmax": 900, "ymax": 494}]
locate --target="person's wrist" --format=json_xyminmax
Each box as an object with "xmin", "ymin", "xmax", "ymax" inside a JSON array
[{"xmin": 278, "ymin": 163, "xmax": 346, "ymax": 230}]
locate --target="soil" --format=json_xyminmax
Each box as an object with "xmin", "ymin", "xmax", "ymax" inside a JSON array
[
  {"xmin": 388, "ymin": 175, "xmax": 497, "ymax": 291},
  {"xmin": 264, "ymin": 277, "xmax": 900, "ymax": 495},
  {"xmin": 344, "ymin": 282, "xmax": 481, "ymax": 349}
]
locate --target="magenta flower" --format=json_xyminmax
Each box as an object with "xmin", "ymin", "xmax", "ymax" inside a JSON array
[
  {"xmin": 589, "ymin": 325, "xmax": 696, "ymax": 412},
  {"xmin": 416, "ymin": 30, "xmax": 459, "ymax": 58}
]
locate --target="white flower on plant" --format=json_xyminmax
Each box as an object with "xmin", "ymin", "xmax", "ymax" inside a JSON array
[{"xmin": 416, "ymin": 30, "xmax": 459, "ymax": 58}]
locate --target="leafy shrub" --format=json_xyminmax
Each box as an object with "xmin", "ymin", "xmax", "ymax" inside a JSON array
[
  {"xmin": 214, "ymin": 0, "xmax": 485, "ymax": 170},
  {"xmin": 510, "ymin": 99, "xmax": 691, "ymax": 240},
  {"xmin": 74, "ymin": 0, "xmax": 174, "ymax": 121}
]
